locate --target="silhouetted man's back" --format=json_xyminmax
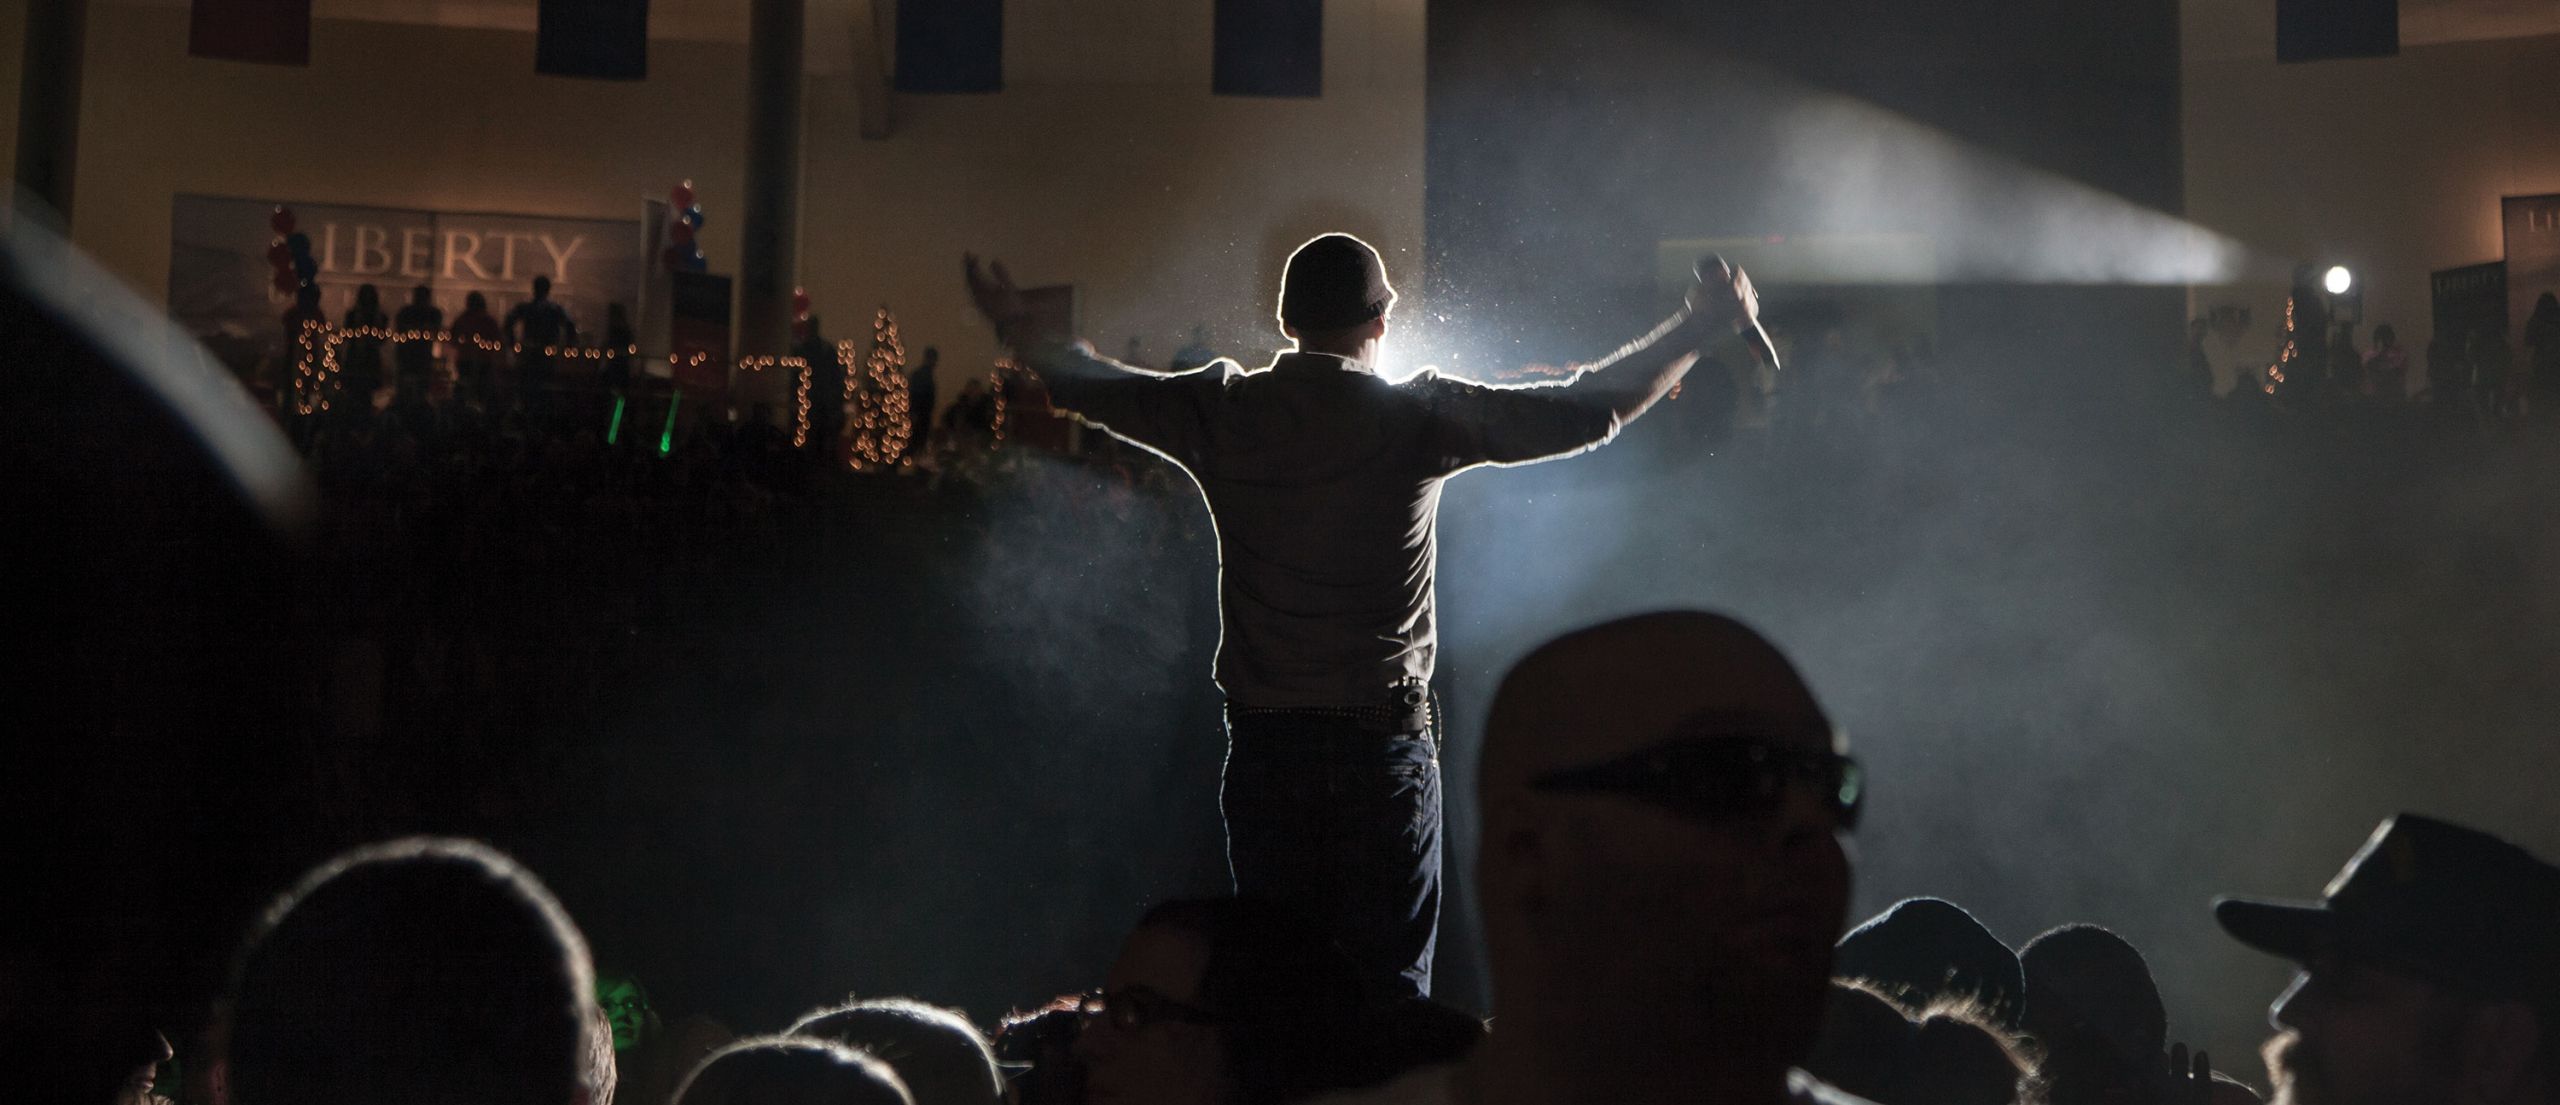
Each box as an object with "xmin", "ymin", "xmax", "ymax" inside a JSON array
[{"xmin": 964, "ymin": 236, "xmax": 1761, "ymax": 996}]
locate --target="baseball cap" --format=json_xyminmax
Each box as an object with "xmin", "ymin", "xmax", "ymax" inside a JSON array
[{"xmin": 2214, "ymin": 813, "xmax": 2560, "ymax": 1005}]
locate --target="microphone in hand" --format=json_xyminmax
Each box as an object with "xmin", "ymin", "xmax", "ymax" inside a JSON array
[{"xmin": 1694, "ymin": 254, "xmax": 1779, "ymax": 372}]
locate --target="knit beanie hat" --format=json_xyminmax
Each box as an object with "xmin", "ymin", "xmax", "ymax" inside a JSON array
[{"xmin": 1278, "ymin": 234, "xmax": 1396, "ymax": 331}]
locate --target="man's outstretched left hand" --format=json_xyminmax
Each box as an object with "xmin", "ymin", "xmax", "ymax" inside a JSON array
[{"xmin": 964, "ymin": 254, "xmax": 1028, "ymax": 344}]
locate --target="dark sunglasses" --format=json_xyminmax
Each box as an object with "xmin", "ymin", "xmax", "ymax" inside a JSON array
[
  {"xmin": 1077, "ymin": 987, "xmax": 1219, "ymax": 1032},
  {"xmin": 1529, "ymin": 735, "xmax": 1863, "ymax": 829}
]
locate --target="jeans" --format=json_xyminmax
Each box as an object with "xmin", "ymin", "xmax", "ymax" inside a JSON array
[{"xmin": 1220, "ymin": 702, "xmax": 1442, "ymax": 998}]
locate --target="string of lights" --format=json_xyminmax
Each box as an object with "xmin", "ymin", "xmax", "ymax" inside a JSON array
[
  {"xmin": 2268, "ymin": 296, "xmax": 2296, "ymax": 394},
  {"xmin": 310, "ymin": 323, "xmax": 636, "ymax": 360},
  {"xmin": 738, "ymin": 354, "xmax": 818, "ymax": 448},
  {"xmin": 988, "ymin": 360, "xmax": 1015, "ymax": 448},
  {"xmin": 289, "ymin": 320, "xmax": 644, "ymax": 415},
  {"xmin": 293, "ymin": 312, "xmax": 920, "ymax": 465},
  {"xmin": 794, "ymin": 361, "xmax": 813, "ymax": 448}
]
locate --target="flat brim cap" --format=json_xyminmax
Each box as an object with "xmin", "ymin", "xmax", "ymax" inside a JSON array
[
  {"xmin": 2213, "ymin": 896, "xmax": 2335, "ymax": 964},
  {"xmin": 2214, "ymin": 813, "xmax": 2560, "ymax": 1004},
  {"xmin": 1278, "ymin": 233, "xmax": 1395, "ymax": 331}
]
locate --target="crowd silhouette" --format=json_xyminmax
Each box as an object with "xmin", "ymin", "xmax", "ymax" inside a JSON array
[
  {"xmin": 2190, "ymin": 285, "xmax": 2560, "ymax": 430},
  {"xmin": 24, "ymin": 247, "xmax": 2560, "ymax": 1105},
  {"xmin": 76, "ymin": 618, "xmax": 2560, "ymax": 1105}
]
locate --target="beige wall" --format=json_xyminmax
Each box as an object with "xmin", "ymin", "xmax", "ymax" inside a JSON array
[
  {"xmin": 67, "ymin": 11, "xmax": 754, "ymax": 314},
  {"xmin": 801, "ymin": 0, "xmax": 1426, "ymax": 392},
  {"xmin": 47, "ymin": 0, "xmax": 1423, "ymax": 406},
  {"xmin": 2183, "ymin": 3, "xmax": 2560, "ymax": 390}
]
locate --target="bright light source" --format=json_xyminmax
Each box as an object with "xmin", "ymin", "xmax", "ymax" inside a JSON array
[{"xmin": 2324, "ymin": 265, "xmax": 2353, "ymax": 295}]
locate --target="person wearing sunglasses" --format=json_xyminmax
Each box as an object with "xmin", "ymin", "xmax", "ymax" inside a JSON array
[{"xmin": 1314, "ymin": 610, "xmax": 1866, "ymax": 1105}]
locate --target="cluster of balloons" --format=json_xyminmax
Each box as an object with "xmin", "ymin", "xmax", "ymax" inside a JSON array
[
  {"xmin": 792, "ymin": 286, "xmax": 814, "ymax": 340},
  {"xmin": 661, "ymin": 180, "xmax": 708, "ymax": 273},
  {"xmin": 266, "ymin": 206, "xmax": 318, "ymax": 297}
]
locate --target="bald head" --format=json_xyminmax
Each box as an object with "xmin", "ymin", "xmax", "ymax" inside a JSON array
[
  {"xmin": 1483, "ymin": 610, "xmax": 1835, "ymax": 803},
  {"xmin": 1472, "ymin": 611, "xmax": 1852, "ymax": 1087}
]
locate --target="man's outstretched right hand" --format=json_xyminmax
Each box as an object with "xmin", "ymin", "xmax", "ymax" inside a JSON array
[{"xmin": 1687, "ymin": 254, "xmax": 1761, "ymax": 336}]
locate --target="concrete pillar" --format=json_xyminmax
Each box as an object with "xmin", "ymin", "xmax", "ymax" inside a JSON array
[
  {"xmin": 737, "ymin": 0, "xmax": 805, "ymax": 382},
  {"xmin": 14, "ymin": 0, "xmax": 87, "ymax": 222}
]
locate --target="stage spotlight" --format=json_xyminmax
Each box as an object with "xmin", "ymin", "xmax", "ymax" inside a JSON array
[{"xmin": 2324, "ymin": 265, "xmax": 2353, "ymax": 295}]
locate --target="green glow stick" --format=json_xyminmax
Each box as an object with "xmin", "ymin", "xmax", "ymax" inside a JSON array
[
  {"xmin": 659, "ymin": 390, "xmax": 680, "ymax": 455},
  {"xmin": 606, "ymin": 393, "xmax": 627, "ymax": 445}
]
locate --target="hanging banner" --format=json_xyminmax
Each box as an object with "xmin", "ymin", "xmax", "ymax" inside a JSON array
[
  {"xmin": 2432, "ymin": 260, "xmax": 2507, "ymax": 347},
  {"xmin": 2503, "ymin": 193, "xmax": 2560, "ymax": 337},
  {"xmin": 169, "ymin": 194, "xmax": 643, "ymax": 380},
  {"xmin": 537, "ymin": 0, "xmax": 649, "ymax": 80}
]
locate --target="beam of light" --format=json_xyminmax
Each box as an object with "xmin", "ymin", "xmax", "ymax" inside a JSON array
[
  {"xmin": 1452, "ymin": 2, "xmax": 2255, "ymax": 292},
  {"xmin": 606, "ymin": 393, "xmax": 627, "ymax": 445},
  {"xmin": 2324, "ymin": 265, "xmax": 2353, "ymax": 295},
  {"xmin": 1400, "ymin": 17, "xmax": 2273, "ymax": 378},
  {"xmin": 659, "ymin": 391, "xmax": 680, "ymax": 456},
  {"xmin": 1751, "ymin": 90, "xmax": 2252, "ymax": 286}
]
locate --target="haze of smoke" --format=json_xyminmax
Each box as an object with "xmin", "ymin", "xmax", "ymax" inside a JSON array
[
  {"xmin": 1423, "ymin": 2, "xmax": 2241, "ymax": 375},
  {"xmin": 1423, "ymin": 365, "xmax": 2560, "ymax": 1069},
  {"xmin": 952, "ymin": 452, "xmax": 1210, "ymax": 724}
]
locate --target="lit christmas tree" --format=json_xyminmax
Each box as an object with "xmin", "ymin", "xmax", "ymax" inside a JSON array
[
  {"xmin": 2268, "ymin": 294, "xmax": 2297, "ymax": 395},
  {"xmin": 848, "ymin": 308, "xmax": 913, "ymax": 468},
  {"xmin": 989, "ymin": 358, "xmax": 1027, "ymax": 449},
  {"xmin": 793, "ymin": 358, "xmax": 813, "ymax": 448}
]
